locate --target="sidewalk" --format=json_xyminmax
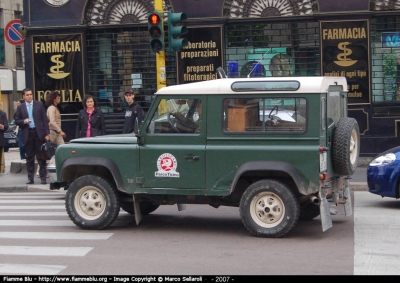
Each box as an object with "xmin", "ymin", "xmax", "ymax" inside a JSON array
[
  {"xmin": 0, "ymin": 147, "xmax": 369, "ymax": 192},
  {"xmin": 0, "ymin": 148, "xmax": 52, "ymax": 192}
]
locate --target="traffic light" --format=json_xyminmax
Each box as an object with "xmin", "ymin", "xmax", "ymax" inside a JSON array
[
  {"xmin": 147, "ymin": 11, "xmax": 164, "ymax": 52},
  {"xmin": 168, "ymin": 11, "xmax": 188, "ymax": 52},
  {"xmin": 0, "ymin": 29, "xmax": 4, "ymax": 64}
]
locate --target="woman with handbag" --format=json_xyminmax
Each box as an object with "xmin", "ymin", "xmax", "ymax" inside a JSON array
[
  {"xmin": 37, "ymin": 91, "xmax": 65, "ymax": 177},
  {"xmin": 76, "ymin": 94, "xmax": 105, "ymax": 138},
  {"xmin": 46, "ymin": 91, "xmax": 66, "ymax": 145}
]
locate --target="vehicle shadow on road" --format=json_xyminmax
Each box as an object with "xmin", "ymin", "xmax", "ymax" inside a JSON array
[{"xmin": 112, "ymin": 206, "xmax": 354, "ymax": 240}]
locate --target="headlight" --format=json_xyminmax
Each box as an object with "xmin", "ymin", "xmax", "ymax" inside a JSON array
[{"xmin": 369, "ymin": 153, "xmax": 396, "ymax": 166}]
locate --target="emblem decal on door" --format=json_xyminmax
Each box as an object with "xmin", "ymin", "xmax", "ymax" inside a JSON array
[{"xmin": 155, "ymin": 153, "xmax": 180, "ymax": 178}]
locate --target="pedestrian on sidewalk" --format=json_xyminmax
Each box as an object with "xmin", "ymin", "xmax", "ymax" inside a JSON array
[
  {"xmin": 46, "ymin": 91, "xmax": 66, "ymax": 145},
  {"xmin": 122, "ymin": 89, "xmax": 144, "ymax": 134},
  {"xmin": 0, "ymin": 109, "xmax": 9, "ymax": 172},
  {"xmin": 15, "ymin": 88, "xmax": 50, "ymax": 185},
  {"xmin": 76, "ymin": 94, "xmax": 105, "ymax": 138},
  {"xmin": 15, "ymin": 99, "xmax": 26, "ymax": 161}
]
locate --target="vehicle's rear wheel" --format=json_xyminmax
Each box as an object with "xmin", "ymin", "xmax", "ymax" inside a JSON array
[
  {"xmin": 65, "ymin": 175, "xmax": 120, "ymax": 230},
  {"xmin": 332, "ymin": 117, "xmax": 360, "ymax": 176},
  {"xmin": 299, "ymin": 200, "xmax": 320, "ymax": 221},
  {"xmin": 120, "ymin": 201, "xmax": 160, "ymax": 215},
  {"xmin": 239, "ymin": 179, "xmax": 300, "ymax": 238}
]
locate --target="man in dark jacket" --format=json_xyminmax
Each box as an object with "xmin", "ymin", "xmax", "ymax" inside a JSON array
[
  {"xmin": 122, "ymin": 89, "xmax": 144, "ymax": 134},
  {"xmin": 0, "ymin": 109, "xmax": 9, "ymax": 173},
  {"xmin": 15, "ymin": 88, "xmax": 50, "ymax": 184}
]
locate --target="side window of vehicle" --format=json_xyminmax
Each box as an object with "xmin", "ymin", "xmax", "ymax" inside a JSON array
[
  {"xmin": 147, "ymin": 98, "xmax": 202, "ymax": 134},
  {"xmin": 223, "ymin": 97, "xmax": 307, "ymax": 133}
]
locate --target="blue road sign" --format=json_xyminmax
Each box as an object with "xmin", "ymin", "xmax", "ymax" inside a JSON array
[{"xmin": 5, "ymin": 19, "xmax": 24, "ymax": 45}]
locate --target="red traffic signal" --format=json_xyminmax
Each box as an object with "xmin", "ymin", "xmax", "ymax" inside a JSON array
[
  {"xmin": 148, "ymin": 13, "xmax": 161, "ymax": 26},
  {"xmin": 147, "ymin": 12, "xmax": 164, "ymax": 52}
]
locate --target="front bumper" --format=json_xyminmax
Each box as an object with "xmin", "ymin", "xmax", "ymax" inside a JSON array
[
  {"xmin": 46, "ymin": 157, "xmax": 67, "ymax": 190},
  {"xmin": 367, "ymin": 163, "xmax": 399, "ymax": 198}
]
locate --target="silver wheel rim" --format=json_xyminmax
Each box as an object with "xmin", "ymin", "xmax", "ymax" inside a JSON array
[
  {"xmin": 250, "ymin": 191, "xmax": 285, "ymax": 228},
  {"xmin": 74, "ymin": 186, "xmax": 106, "ymax": 220},
  {"xmin": 350, "ymin": 128, "xmax": 359, "ymax": 166}
]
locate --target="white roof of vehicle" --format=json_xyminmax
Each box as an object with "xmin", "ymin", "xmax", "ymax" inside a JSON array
[{"xmin": 156, "ymin": 76, "xmax": 348, "ymax": 95}]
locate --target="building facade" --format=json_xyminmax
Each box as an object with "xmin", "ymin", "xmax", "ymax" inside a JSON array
[
  {"xmin": 0, "ymin": 0, "xmax": 25, "ymax": 120},
  {"xmin": 21, "ymin": 0, "xmax": 400, "ymax": 156}
]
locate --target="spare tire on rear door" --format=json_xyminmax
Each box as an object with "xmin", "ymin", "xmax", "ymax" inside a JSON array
[{"xmin": 332, "ymin": 117, "xmax": 360, "ymax": 176}]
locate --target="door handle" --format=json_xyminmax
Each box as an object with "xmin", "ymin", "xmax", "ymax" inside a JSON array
[{"xmin": 185, "ymin": 155, "xmax": 200, "ymax": 160}]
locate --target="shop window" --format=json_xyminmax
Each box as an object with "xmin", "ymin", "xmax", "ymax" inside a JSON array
[
  {"xmin": 225, "ymin": 22, "xmax": 320, "ymax": 78},
  {"xmin": 86, "ymin": 27, "xmax": 177, "ymax": 114},
  {"xmin": 371, "ymin": 17, "xmax": 400, "ymax": 103},
  {"xmin": 16, "ymin": 45, "xmax": 23, "ymax": 67}
]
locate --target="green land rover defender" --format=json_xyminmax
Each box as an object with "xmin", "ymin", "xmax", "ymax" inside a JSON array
[{"xmin": 48, "ymin": 76, "xmax": 360, "ymax": 238}]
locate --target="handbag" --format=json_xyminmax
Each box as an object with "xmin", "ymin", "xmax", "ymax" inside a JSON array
[{"xmin": 41, "ymin": 141, "xmax": 58, "ymax": 160}]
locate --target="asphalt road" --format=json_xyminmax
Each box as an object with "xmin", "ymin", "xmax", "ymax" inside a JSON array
[
  {"xmin": 4, "ymin": 148, "xmax": 399, "ymax": 275},
  {"xmin": 0, "ymin": 189, "xmax": 398, "ymax": 275},
  {"xmin": 0, "ymin": 190, "xmax": 353, "ymax": 275},
  {"xmin": 351, "ymin": 165, "xmax": 367, "ymax": 183}
]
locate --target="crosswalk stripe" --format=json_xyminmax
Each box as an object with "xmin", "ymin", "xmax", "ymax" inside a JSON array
[
  {"xmin": 0, "ymin": 219, "xmax": 129, "ymax": 227},
  {"xmin": 0, "ymin": 195, "xmax": 65, "ymax": 199},
  {"xmin": 0, "ymin": 193, "xmax": 65, "ymax": 196},
  {"xmin": 0, "ymin": 232, "xmax": 113, "ymax": 240},
  {"xmin": 0, "ymin": 205, "xmax": 64, "ymax": 210},
  {"xmin": 0, "ymin": 192, "xmax": 117, "ymax": 275},
  {"xmin": 0, "ymin": 200, "xmax": 64, "ymax": 203},
  {"xmin": 0, "ymin": 246, "xmax": 93, "ymax": 256},
  {"xmin": 0, "ymin": 263, "xmax": 66, "ymax": 275},
  {"xmin": 0, "ymin": 220, "xmax": 75, "ymax": 226},
  {"xmin": 0, "ymin": 212, "xmax": 67, "ymax": 216}
]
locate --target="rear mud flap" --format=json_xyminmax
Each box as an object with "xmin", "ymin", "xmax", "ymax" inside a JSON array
[
  {"xmin": 344, "ymin": 180, "xmax": 353, "ymax": 217},
  {"xmin": 133, "ymin": 195, "xmax": 142, "ymax": 225},
  {"xmin": 319, "ymin": 190, "xmax": 333, "ymax": 232}
]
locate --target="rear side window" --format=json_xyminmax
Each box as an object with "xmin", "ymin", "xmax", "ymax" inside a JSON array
[{"xmin": 223, "ymin": 97, "xmax": 307, "ymax": 133}]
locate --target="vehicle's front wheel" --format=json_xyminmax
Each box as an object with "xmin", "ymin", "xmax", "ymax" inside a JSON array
[
  {"xmin": 65, "ymin": 175, "xmax": 120, "ymax": 230},
  {"xmin": 240, "ymin": 179, "xmax": 300, "ymax": 238},
  {"xmin": 120, "ymin": 201, "xmax": 160, "ymax": 215}
]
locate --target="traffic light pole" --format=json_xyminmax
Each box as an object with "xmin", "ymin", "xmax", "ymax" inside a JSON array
[{"xmin": 154, "ymin": 0, "xmax": 166, "ymax": 90}]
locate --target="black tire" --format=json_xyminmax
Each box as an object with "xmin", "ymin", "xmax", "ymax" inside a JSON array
[
  {"xmin": 239, "ymin": 179, "xmax": 300, "ymax": 238},
  {"xmin": 332, "ymin": 117, "xmax": 360, "ymax": 176},
  {"xmin": 65, "ymin": 175, "xmax": 120, "ymax": 230},
  {"xmin": 121, "ymin": 201, "xmax": 160, "ymax": 215},
  {"xmin": 4, "ymin": 147, "xmax": 9, "ymax": 152},
  {"xmin": 299, "ymin": 200, "xmax": 320, "ymax": 221}
]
